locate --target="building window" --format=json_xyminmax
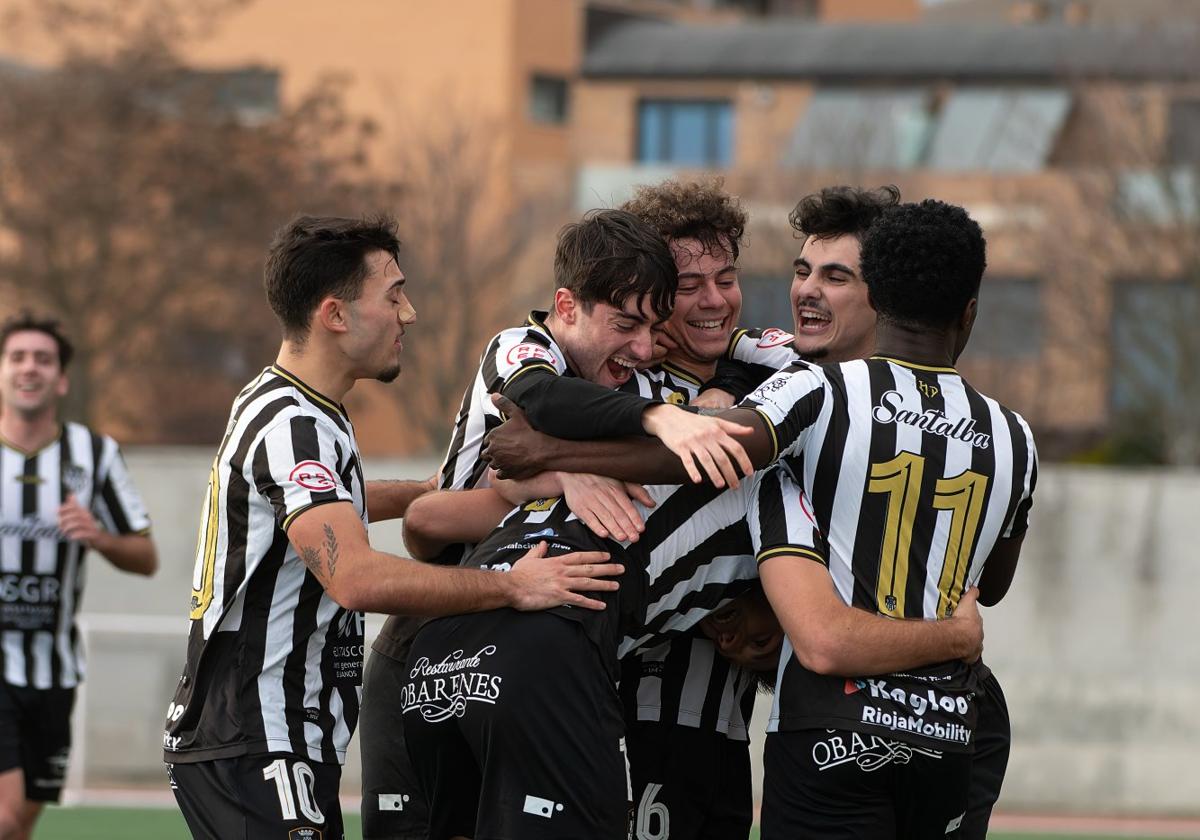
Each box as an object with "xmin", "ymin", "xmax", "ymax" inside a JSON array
[
  {"xmin": 1110, "ymin": 280, "xmax": 1200, "ymax": 415},
  {"xmin": 964, "ymin": 278, "xmax": 1042, "ymax": 359},
  {"xmin": 785, "ymin": 88, "xmax": 933, "ymax": 170},
  {"xmin": 637, "ymin": 100, "xmax": 733, "ymax": 167},
  {"xmin": 1168, "ymin": 98, "xmax": 1200, "ymax": 165},
  {"xmin": 529, "ymin": 74, "xmax": 569, "ymax": 125},
  {"xmin": 925, "ymin": 88, "xmax": 1071, "ymax": 172}
]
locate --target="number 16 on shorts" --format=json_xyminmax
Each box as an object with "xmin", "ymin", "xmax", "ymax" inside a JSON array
[{"xmin": 636, "ymin": 782, "xmax": 669, "ymax": 840}]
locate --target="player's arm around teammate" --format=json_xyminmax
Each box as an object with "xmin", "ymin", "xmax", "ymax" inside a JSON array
[{"xmin": 286, "ymin": 499, "xmax": 621, "ymax": 615}]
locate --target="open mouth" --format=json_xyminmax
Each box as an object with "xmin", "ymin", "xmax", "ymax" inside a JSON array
[
  {"xmin": 796, "ymin": 308, "xmax": 831, "ymax": 333},
  {"xmin": 685, "ymin": 316, "xmax": 727, "ymax": 335},
  {"xmin": 606, "ymin": 355, "xmax": 636, "ymax": 383}
]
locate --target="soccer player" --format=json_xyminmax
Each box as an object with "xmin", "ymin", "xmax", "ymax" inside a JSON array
[
  {"xmin": 398, "ymin": 461, "xmax": 983, "ymax": 839},
  {"xmin": 616, "ymin": 179, "xmax": 762, "ymax": 839},
  {"xmin": 486, "ymin": 199, "xmax": 1037, "ymax": 838},
  {"xmin": 701, "ymin": 184, "xmax": 1013, "ymax": 839},
  {"xmin": 161, "ymin": 215, "xmax": 622, "ymax": 840},
  {"xmin": 359, "ymin": 207, "xmax": 746, "ymax": 840},
  {"xmin": 0, "ymin": 313, "xmax": 157, "ymax": 840}
]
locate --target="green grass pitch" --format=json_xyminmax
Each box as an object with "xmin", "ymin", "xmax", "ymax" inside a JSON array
[{"xmin": 31, "ymin": 805, "xmax": 1171, "ymax": 840}]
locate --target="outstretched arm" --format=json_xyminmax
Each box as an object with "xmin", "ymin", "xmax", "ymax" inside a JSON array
[
  {"xmin": 366, "ymin": 476, "xmax": 436, "ymax": 522},
  {"xmin": 401, "ymin": 489, "xmax": 515, "ymax": 561},
  {"xmin": 760, "ymin": 554, "xmax": 983, "ymax": 675},
  {"xmin": 288, "ymin": 501, "xmax": 623, "ymax": 614},
  {"xmin": 484, "ymin": 395, "xmax": 769, "ymax": 488}
]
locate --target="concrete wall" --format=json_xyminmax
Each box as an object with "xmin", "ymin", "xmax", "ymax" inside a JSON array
[{"xmin": 73, "ymin": 450, "xmax": 1200, "ymax": 815}]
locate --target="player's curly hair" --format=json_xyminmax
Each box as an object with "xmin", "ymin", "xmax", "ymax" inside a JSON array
[
  {"xmin": 789, "ymin": 185, "xmax": 900, "ymax": 242},
  {"xmin": 0, "ymin": 311, "xmax": 74, "ymax": 369},
  {"xmin": 621, "ymin": 177, "xmax": 748, "ymax": 260},
  {"xmin": 860, "ymin": 199, "xmax": 987, "ymax": 330}
]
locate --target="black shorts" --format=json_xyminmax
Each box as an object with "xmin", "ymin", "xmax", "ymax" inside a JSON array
[
  {"xmin": 360, "ymin": 646, "xmax": 430, "ymax": 840},
  {"xmin": 626, "ymin": 720, "xmax": 752, "ymax": 840},
  {"xmin": 0, "ymin": 682, "xmax": 75, "ymax": 803},
  {"xmin": 761, "ymin": 729, "xmax": 971, "ymax": 840},
  {"xmin": 404, "ymin": 610, "xmax": 630, "ymax": 840},
  {"xmin": 964, "ymin": 671, "xmax": 1010, "ymax": 840},
  {"xmin": 168, "ymin": 752, "xmax": 343, "ymax": 840}
]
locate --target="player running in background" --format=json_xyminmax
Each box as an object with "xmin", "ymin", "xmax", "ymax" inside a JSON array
[
  {"xmin": 0, "ymin": 313, "xmax": 157, "ymax": 840},
  {"xmin": 162, "ymin": 215, "xmax": 620, "ymax": 840}
]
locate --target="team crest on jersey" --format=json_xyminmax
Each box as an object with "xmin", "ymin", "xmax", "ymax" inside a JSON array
[
  {"xmin": 665, "ymin": 390, "xmax": 686, "ymax": 405},
  {"xmin": 288, "ymin": 828, "xmax": 322, "ymax": 840},
  {"xmin": 505, "ymin": 343, "xmax": 558, "ymax": 368},
  {"xmin": 756, "ymin": 328, "xmax": 794, "ymax": 349},
  {"xmin": 290, "ymin": 461, "xmax": 338, "ymax": 492},
  {"xmin": 62, "ymin": 464, "xmax": 89, "ymax": 496},
  {"xmin": 522, "ymin": 498, "xmax": 556, "ymax": 512}
]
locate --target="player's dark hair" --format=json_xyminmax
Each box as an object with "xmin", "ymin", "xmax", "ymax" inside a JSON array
[
  {"xmin": 621, "ymin": 177, "xmax": 748, "ymax": 260},
  {"xmin": 553, "ymin": 209, "xmax": 677, "ymax": 321},
  {"xmin": 860, "ymin": 199, "xmax": 987, "ymax": 330},
  {"xmin": 264, "ymin": 214, "xmax": 402, "ymax": 340},
  {"xmin": 0, "ymin": 311, "xmax": 74, "ymax": 370},
  {"xmin": 789, "ymin": 185, "xmax": 901, "ymax": 243}
]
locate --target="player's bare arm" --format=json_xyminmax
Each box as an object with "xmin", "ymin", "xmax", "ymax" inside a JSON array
[
  {"xmin": 491, "ymin": 470, "xmax": 655, "ymax": 543},
  {"xmin": 759, "ymin": 554, "xmax": 984, "ymax": 675},
  {"xmin": 288, "ymin": 500, "xmax": 623, "ymax": 614},
  {"xmin": 485, "ymin": 394, "xmax": 770, "ymax": 488},
  {"xmin": 975, "ymin": 534, "xmax": 1025, "ymax": 607},
  {"xmin": 365, "ymin": 476, "xmax": 436, "ymax": 522},
  {"xmin": 402, "ymin": 488, "xmax": 516, "ymax": 560},
  {"xmin": 57, "ymin": 494, "xmax": 157, "ymax": 576}
]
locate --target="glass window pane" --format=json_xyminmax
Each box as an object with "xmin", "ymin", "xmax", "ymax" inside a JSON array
[
  {"xmin": 962, "ymin": 278, "xmax": 1042, "ymax": 359},
  {"xmin": 638, "ymin": 102, "xmax": 666, "ymax": 163}
]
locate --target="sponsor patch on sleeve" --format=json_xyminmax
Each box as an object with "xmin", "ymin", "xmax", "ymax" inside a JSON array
[
  {"xmin": 289, "ymin": 461, "xmax": 338, "ymax": 492},
  {"xmin": 505, "ymin": 343, "xmax": 558, "ymax": 367},
  {"xmin": 756, "ymin": 327, "xmax": 795, "ymax": 349}
]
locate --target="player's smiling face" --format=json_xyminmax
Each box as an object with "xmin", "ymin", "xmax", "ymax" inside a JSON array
[
  {"xmin": 699, "ymin": 589, "xmax": 784, "ymax": 672},
  {"xmin": 662, "ymin": 237, "xmax": 741, "ymax": 367},
  {"xmin": 346, "ymin": 249, "xmax": 416, "ymax": 384},
  {"xmin": 557, "ymin": 289, "xmax": 658, "ymax": 388},
  {"xmin": 790, "ymin": 234, "xmax": 877, "ymax": 363},
  {"xmin": 0, "ymin": 330, "xmax": 68, "ymax": 417}
]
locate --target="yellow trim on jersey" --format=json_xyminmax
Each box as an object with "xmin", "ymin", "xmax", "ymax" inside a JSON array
[
  {"xmin": 503, "ymin": 362, "xmax": 558, "ymax": 391},
  {"xmin": 660, "ymin": 362, "xmax": 703, "ymax": 388},
  {"xmin": 0, "ymin": 426, "xmax": 64, "ymax": 458},
  {"xmin": 870, "ymin": 356, "xmax": 957, "ymax": 374},
  {"xmin": 751, "ymin": 407, "xmax": 780, "ymax": 463},
  {"xmin": 270, "ymin": 366, "xmax": 346, "ymax": 417},
  {"xmin": 756, "ymin": 546, "xmax": 827, "ymax": 566},
  {"xmin": 726, "ymin": 328, "xmax": 750, "ymax": 359}
]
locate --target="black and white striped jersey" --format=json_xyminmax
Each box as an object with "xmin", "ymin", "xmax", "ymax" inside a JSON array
[
  {"xmin": 437, "ymin": 312, "xmax": 568, "ymax": 493},
  {"xmin": 460, "ymin": 477, "xmax": 767, "ymax": 684},
  {"xmin": 740, "ymin": 355, "xmax": 1038, "ymax": 751},
  {"xmin": 0, "ymin": 424, "xmax": 150, "ymax": 689},
  {"xmin": 163, "ymin": 366, "xmax": 367, "ymax": 765},
  {"xmin": 617, "ymin": 362, "xmax": 765, "ymax": 742}
]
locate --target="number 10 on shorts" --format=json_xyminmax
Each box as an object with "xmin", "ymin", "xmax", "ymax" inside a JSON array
[{"xmin": 262, "ymin": 758, "xmax": 326, "ymax": 823}]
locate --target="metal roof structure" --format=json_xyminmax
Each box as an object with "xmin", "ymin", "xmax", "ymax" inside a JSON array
[{"xmin": 582, "ymin": 19, "xmax": 1200, "ymax": 81}]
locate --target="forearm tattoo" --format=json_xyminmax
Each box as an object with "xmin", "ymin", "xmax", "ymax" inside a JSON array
[{"xmin": 323, "ymin": 524, "xmax": 340, "ymax": 579}]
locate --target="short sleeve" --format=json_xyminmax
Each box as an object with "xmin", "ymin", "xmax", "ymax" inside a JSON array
[
  {"xmin": 728, "ymin": 327, "xmax": 799, "ymax": 371},
  {"xmin": 93, "ymin": 439, "xmax": 152, "ymax": 535},
  {"xmin": 482, "ymin": 329, "xmax": 569, "ymax": 396},
  {"xmin": 736, "ymin": 363, "xmax": 828, "ymax": 464},
  {"xmin": 748, "ymin": 467, "xmax": 828, "ymax": 568},
  {"xmin": 252, "ymin": 415, "xmax": 354, "ymax": 530},
  {"xmin": 1002, "ymin": 433, "xmax": 1038, "ymax": 539}
]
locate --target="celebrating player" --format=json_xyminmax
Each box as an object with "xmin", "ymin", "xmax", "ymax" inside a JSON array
[
  {"xmin": 0, "ymin": 313, "xmax": 157, "ymax": 840},
  {"xmin": 486, "ymin": 199, "xmax": 1037, "ymax": 838},
  {"xmin": 161, "ymin": 215, "xmax": 621, "ymax": 840}
]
